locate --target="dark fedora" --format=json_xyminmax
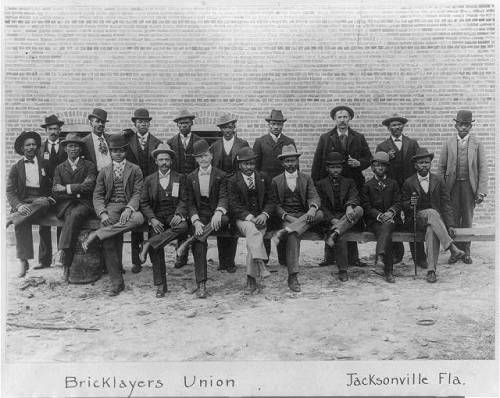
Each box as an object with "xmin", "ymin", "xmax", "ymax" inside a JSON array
[
  {"xmin": 60, "ymin": 132, "xmax": 84, "ymax": 147},
  {"xmin": 192, "ymin": 140, "xmax": 210, "ymax": 157},
  {"xmin": 330, "ymin": 105, "xmax": 354, "ymax": 120},
  {"xmin": 371, "ymin": 151, "xmax": 390, "ymax": 164},
  {"xmin": 325, "ymin": 151, "xmax": 345, "ymax": 165},
  {"xmin": 382, "ymin": 113, "xmax": 408, "ymax": 127},
  {"xmin": 14, "ymin": 131, "xmax": 42, "ymax": 155},
  {"xmin": 151, "ymin": 143, "xmax": 176, "ymax": 159},
  {"xmin": 88, "ymin": 108, "xmax": 109, "ymax": 123},
  {"xmin": 173, "ymin": 109, "xmax": 196, "ymax": 123},
  {"xmin": 107, "ymin": 134, "xmax": 129, "ymax": 150},
  {"xmin": 236, "ymin": 147, "xmax": 258, "ymax": 162},
  {"xmin": 216, "ymin": 113, "xmax": 238, "ymax": 127},
  {"xmin": 277, "ymin": 144, "xmax": 302, "ymax": 160},
  {"xmin": 411, "ymin": 148, "xmax": 434, "ymax": 162},
  {"xmin": 131, "ymin": 108, "xmax": 152, "ymax": 122},
  {"xmin": 265, "ymin": 109, "xmax": 287, "ymax": 122},
  {"xmin": 453, "ymin": 110, "xmax": 475, "ymax": 123},
  {"xmin": 40, "ymin": 114, "xmax": 64, "ymax": 129}
]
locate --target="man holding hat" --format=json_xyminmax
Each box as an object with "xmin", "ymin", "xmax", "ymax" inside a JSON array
[
  {"xmin": 82, "ymin": 134, "xmax": 144, "ymax": 296},
  {"xmin": 228, "ymin": 147, "xmax": 274, "ymax": 294},
  {"xmin": 81, "ymin": 108, "xmax": 112, "ymax": 172},
  {"xmin": 360, "ymin": 152, "xmax": 402, "ymax": 283},
  {"xmin": 436, "ymin": 110, "xmax": 488, "ymax": 265},
  {"xmin": 51, "ymin": 133, "xmax": 97, "ymax": 279},
  {"xmin": 270, "ymin": 145, "xmax": 323, "ymax": 292},
  {"xmin": 6, "ymin": 131, "xmax": 55, "ymax": 277},
  {"xmin": 401, "ymin": 148, "xmax": 465, "ymax": 283},
  {"xmin": 123, "ymin": 108, "xmax": 163, "ymax": 274},
  {"xmin": 315, "ymin": 152, "xmax": 364, "ymax": 282}
]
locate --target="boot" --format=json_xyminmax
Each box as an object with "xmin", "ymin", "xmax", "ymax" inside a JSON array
[
  {"xmin": 197, "ymin": 282, "xmax": 207, "ymax": 299},
  {"xmin": 448, "ymin": 243, "xmax": 465, "ymax": 261},
  {"xmin": 375, "ymin": 254, "xmax": 385, "ymax": 268},
  {"xmin": 17, "ymin": 259, "xmax": 29, "ymax": 278},
  {"xmin": 245, "ymin": 275, "xmax": 258, "ymax": 294},
  {"xmin": 288, "ymin": 273, "xmax": 301, "ymax": 292}
]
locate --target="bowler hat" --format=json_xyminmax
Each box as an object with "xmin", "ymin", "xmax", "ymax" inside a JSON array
[
  {"xmin": 382, "ymin": 113, "xmax": 408, "ymax": 127},
  {"xmin": 277, "ymin": 144, "xmax": 302, "ymax": 160},
  {"xmin": 453, "ymin": 110, "xmax": 475, "ymax": 123},
  {"xmin": 330, "ymin": 105, "xmax": 354, "ymax": 120},
  {"xmin": 371, "ymin": 151, "xmax": 390, "ymax": 164},
  {"xmin": 236, "ymin": 147, "xmax": 258, "ymax": 162},
  {"xmin": 14, "ymin": 131, "xmax": 42, "ymax": 155},
  {"xmin": 107, "ymin": 134, "xmax": 129, "ymax": 149},
  {"xmin": 192, "ymin": 140, "xmax": 210, "ymax": 157},
  {"xmin": 151, "ymin": 143, "xmax": 176, "ymax": 159},
  {"xmin": 411, "ymin": 148, "xmax": 434, "ymax": 162},
  {"xmin": 131, "ymin": 108, "xmax": 152, "ymax": 122},
  {"xmin": 61, "ymin": 133, "xmax": 84, "ymax": 147},
  {"xmin": 265, "ymin": 109, "xmax": 287, "ymax": 122},
  {"xmin": 173, "ymin": 109, "xmax": 196, "ymax": 123},
  {"xmin": 88, "ymin": 108, "xmax": 109, "ymax": 123},
  {"xmin": 216, "ymin": 113, "xmax": 238, "ymax": 127},
  {"xmin": 325, "ymin": 151, "xmax": 345, "ymax": 165},
  {"xmin": 40, "ymin": 114, "xmax": 64, "ymax": 129}
]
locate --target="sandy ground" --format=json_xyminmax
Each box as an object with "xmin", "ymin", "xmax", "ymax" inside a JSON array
[{"xmin": 4, "ymin": 229, "xmax": 495, "ymax": 362}]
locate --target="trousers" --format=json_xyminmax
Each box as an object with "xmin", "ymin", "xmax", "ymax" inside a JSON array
[
  {"xmin": 451, "ymin": 180, "xmax": 475, "ymax": 255},
  {"xmin": 235, "ymin": 219, "xmax": 267, "ymax": 279}
]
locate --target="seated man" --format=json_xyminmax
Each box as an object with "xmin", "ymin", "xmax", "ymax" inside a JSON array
[
  {"xmin": 138, "ymin": 144, "xmax": 189, "ymax": 298},
  {"xmin": 315, "ymin": 152, "xmax": 364, "ymax": 282},
  {"xmin": 270, "ymin": 145, "xmax": 323, "ymax": 292},
  {"xmin": 52, "ymin": 133, "xmax": 97, "ymax": 281},
  {"xmin": 82, "ymin": 134, "xmax": 144, "ymax": 296},
  {"xmin": 360, "ymin": 152, "xmax": 401, "ymax": 283},
  {"xmin": 6, "ymin": 131, "xmax": 55, "ymax": 278},
  {"xmin": 401, "ymin": 148, "xmax": 465, "ymax": 283},
  {"xmin": 228, "ymin": 147, "xmax": 274, "ymax": 294}
]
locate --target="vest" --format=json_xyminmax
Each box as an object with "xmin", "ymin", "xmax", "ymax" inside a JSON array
[
  {"xmin": 247, "ymin": 188, "xmax": 259, "ymax": 216},
  {"xmin": 220, "ymin": 148, "xmax": 234, "ymax": 173},
  {"xmin": 136, "ymin": 137, "xmax": 150, "ymax": 175},
  {"xmin": 417, "ymin": 189, "xmax": 432, "ymax": 211},
  {"xmin": 156, "ymin": 183, "xmax": 177, "ymax": 216},
  {"xmin": 109, "ymin": 176, "xmax": 126, "ymax": 204},
  {"xmin": 391, "ymin": 145, "xmax": 405, "ymax": 186},
  {"xmin": 283, "ymin": 185, "xmax": 305, "ymax": 214},
  {"xmin": 331, "ymin": 177, "xmax": 344, "ymax": 213},
  {"xmin": 198, "ymin": 195, "xmax": 212, "ymax": 219},
  {"xmin": 456, "ymin": 141, "xmax": 469, "ymax": 181}
]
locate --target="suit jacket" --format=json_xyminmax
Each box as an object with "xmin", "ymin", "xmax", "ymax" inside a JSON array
[
  {"xmin": 210, "ymin": 136, "xmax": 249, "ymax": 174},
  {"xmin": 41, "ymin": 139, "xmax": 67, "ymax": 176},
  {"xmin": 401, "ymin": 173, "xmax": 455, "ymax": 228},
  {"xmin": 253, "ymin": 133, "xmax": 296, "ymax": 178},
  {"xmin": 167, "ymin": 133, "xmax": 202, "ymax": 175},
  {"xmin": 123, "ymin": 129, "xmax": 163, "ymax": 175},
  {"xmin": 52, "ymin": 158, "xmax": 97, "ymax": 218},
  {"xmin": 271, "ymin": 171, "xmax": 320, "ymax": 219},
  {"xmin": 311, "ymin": 127, "xmax": 372, "ymax": 188},
  {"xmin": 81, "ymin": 132, "xmax": 112, "ymax": 165},
  {"xmin": 315, "ymin": 175, "xmax": 360, "ymax": 221},
  {"xmin": 436, "ymin": 135, "xmax": 488, "ymax": 196},
  {"xmin": 376, "ymin": 135, "xmax": 419, "ymax": 187},
  {"xmin": 140, "ymin": 170, "xmax": 187, "ymax": 222},
  {"xmin": 7, "ymin": 157, "xmax": 53, "ymax": 210},
  {"xmin": 360, "ymin": 176, "xmax": 401, "ymax": 226},
  {"xmin": 228, "ymin": 171, "xmax": 274, "ymax": 220},
  {"xmin": 93, "ymin": 160, "xmax": 143, "ymax": 215},
  {"xmin": 185, "ymin": 167, "xmax": 228, "ymax": 218}
]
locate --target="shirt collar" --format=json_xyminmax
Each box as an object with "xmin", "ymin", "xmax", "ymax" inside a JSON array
[
  {"xmin": 24, "ymin": 156, "xmax": 38, "ymax": 164},
  {"xmin": 48, "ymin": 139, "xmax": 59, "ymax": 145},
  {"xmin": 68, "ymin": 157, "xmax": 79, "ymax": 167},
  {"xmin": 457, "ymin": 133, "xmax": 470, "ymax": 142},
  {"xmin": 180, "ymin": 132, "xmax": 191, "ymax": 141},
  {"xmin": 285, "ymin": 170, "xmax": 298, "ymax": 179},
  {"xmin": 159, "ymin": 169, "xmax": 171, "ymax": 178},
  {"xmin": 242, "ymin": 172, "xmax": 255, "ymax": 181},
  {"xmin": 337, "ymin": 129, "xmax": 349, "ymax": 136},
  {"xmin": 138, "ymin": 132, "xmax": 149, "ymax": 141},
  {"xmin": 199, "ymin": 165, "xmax": 212, "ymax": 175},
  {"xmin": 374, "ymin": 175, "xmax": 386, "ymax": 181},
  {"xmin": 92, "ymin": 132, "xmax": 105, "ymax": 139},
  {"xmin": 223, "ymin": 136, "xmax": 235, "ymax": 145},
  {"xmin": 113, "ymin": 160, "xmax": 126, "ymax": 167},
  {"xmin": 269, "ymin": 133, "xmax": 281, "ymax": 142},
  {"xmin": 418, "ymin": 173, "xmax": 429, "ymax": 181},
  {"xmin": 391, "ymin": 135, "xmax": 403, "ymax": 142}
]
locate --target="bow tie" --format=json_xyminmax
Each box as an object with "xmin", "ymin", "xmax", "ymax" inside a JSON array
[
  {"xmin": 394, "ymin": 138, "xmax": 401, "ymax": 142},
  {"xmin": 419, "ymin": 176, "xmax": 429, "ymax": 181},
  {"xmin": 199, "ymin": 170, "xmax": 211, "ymax": 176},
  {"xmin": 24, "ymin": 159, "xmax": 34, "ymax": 164}
]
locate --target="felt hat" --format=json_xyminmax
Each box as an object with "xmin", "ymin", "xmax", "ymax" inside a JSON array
[
  {"xmin": 277, "ymin": 144, "xmax": 302, "ymax": 160},
  {"xmin": 265, "ymin": 109, "xmax": 287, "ymax": 122},
  {"xmin": 173, "ymin": 109, "xmax": 196, "ymax": 123},
  {"xmin": 131, "ymin": 108, "xmax": 152, "ymax": 122},
  {"xmin": 330, "ymin": 105, "xmax": 354, "ymax": 120},
  {"xmin": 60, "ymin": 132, "xmax": 84, "ymax": 147},
  {"xmin": 40, "ymin": 114, "xmax": 64, "ymax": 129},
  {"xmin": 324, "ymin": 151, "xmax": 345, "ymax": 165},
  {"xmin": 216, "ymin": 113, "xmax": 238, "ymax": 127},
  {"xmin": 151, "ymin": 143, "xmax": 176, "ymax": 159},
  {"xmin": 382, "ymin": 113, "xmax": 408, "ymax": 126},
  {"xmin": 371, "ymin": 151, "xmax": 390, "ymax": 164},
  {"xmin": 411, "ymin": 147, "xmax": 434, "ymax": 162},
  {"xmin": 107, "ymin": 134, "xmax": 129, "ymax": 149},
  {"xmin": 88, "ymin": 108, "xmax": 109, "ymax": 123},
  {"xmin": 192, "ymin": 140, "xmax": 210, "ymax": 157},
  {"xmin": 453, "ymin": 110, "xmax": 475, "ymax": 123},
  {"xmin": 236, "ymin": 147, "xmax": 258, "ymax": 162},
  {"xmin": 14, "ymin": 131, "xmax": 42, "ymax": 155}
]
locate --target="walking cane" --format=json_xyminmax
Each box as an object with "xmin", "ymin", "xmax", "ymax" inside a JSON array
[{"xmin": 412, "ymin": 192, "xmax": 418, "ymax": 277}]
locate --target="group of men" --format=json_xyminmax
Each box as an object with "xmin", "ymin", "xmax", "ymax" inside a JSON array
[{"xmin": 6, "ymin": 105, "xmax": 488, "ymax": 297}]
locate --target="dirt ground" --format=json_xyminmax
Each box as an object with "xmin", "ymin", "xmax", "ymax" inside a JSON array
[{"xmin": 4, "ymin": 229, "xmax": 495, "ymax": 362}]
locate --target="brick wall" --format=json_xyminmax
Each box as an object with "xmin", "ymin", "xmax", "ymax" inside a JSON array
[{"xmin": 3, "ymin": 0, "xmax": 496, "ymax": 223}]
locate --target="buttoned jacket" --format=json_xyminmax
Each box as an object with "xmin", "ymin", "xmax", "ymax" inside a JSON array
[
  {"xmin": 123, "ymin": 129, "xmax": 163, "ymax": 176},
  {"xmin": 376, "ymin": 135, "xmax": 419, "ymax": 187},
  {"xmin": 210, "ymin": 136, "xmax": 249, "ymax": 175},
  {"xmin": 228, "ymin": 171, "xmax": 274, "ymax": 220},
  {"xmin": 253, "ymin": 133, "xmax": 296, "ymax": 178},
  {"xmin": 185, "ymin": 166, "xmax": 228, "ymax": 218},
  {"xmin": 315, "ymin": 175, "xmax": 360, "ymax": 221},
  {"xmin": 360, "ymin": 176, "xmax": 401, "ymax": 226}
]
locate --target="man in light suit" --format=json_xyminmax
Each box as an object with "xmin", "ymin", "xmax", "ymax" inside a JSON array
[
  {"xmin": 82, "ymin": 134, "xmax": 144, "ymax": 296},
  {"xmin": 81, "ymin": 108, "xmax": 112, "ymax": 172},
  {"xmin": 436, "ymin": 110, "xmax": 489, "ymax": 264}
]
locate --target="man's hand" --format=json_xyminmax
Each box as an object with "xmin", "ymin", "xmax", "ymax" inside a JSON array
[
  {"xmin": 379, "ymin": 211, "xmax": 394, "ymax": 223},
  {"xmin": 387, "ymin": 149, "xmax": 396, "ymax": 160},
  {"xmin": 170, "ymin": 214, "xmax": 183, "ymax": 227},
  {"xmin": 194, "ymin": 220, "xmax": 205, "ymax": 236},
  {"xmin": 347, "ymin": 155, "xmax": 360, "ymax": 168},
  {"xmin": 100, "ymin": 212, "xmax": 112, "ymax": 226},
  {"xmin": 254, "ymin": 213, "xmax": 268, "ymax": 227},
  {"xmin": 285, "ymin": 214, "xmax": 298, "ymax": 223},
  {"xmin": 17, "ymin": 204, "xmax": 32, "ymax": 216},
  {"xmin": 345, "ymin": 206, "xmax": 356, "ymax": 223},
  {"xmin": 150, "ymin": 218, "xmax": 165, "ymax": 234},
  {"xmin": 475, "ymin": 194, "xmax": 485, "ymax": 204},
  {"xmin": 119, "ymin": 207, "xmax": 133, "ymax": 225},
  {"xmin": 53, "ymin": 184, "xmax": 66, "ymax": 192},
  {"xmin": 305, "ymin": 207, "xmax": 317, "ymax": 223},
  {"xmin": 448, "ymin": 227, "xmax": 456, "ymax": 239},
  {"xmin": 211, "ymin": 211, "xmax": 222, "ymax": 231}
]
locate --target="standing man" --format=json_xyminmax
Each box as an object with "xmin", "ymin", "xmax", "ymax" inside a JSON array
[
  {"xmin": 81, "ymin": 108, "xmax": 112, "ymax": 172},
  {"xmin": 253, "ymin": 109, "xmax": 296, "ymax": 266},
  {"xmin": 6, "ymin": 131, "xmax": 55, "ymax": 277},
  {"xmin": 167, "ymin": 109, "xmax": 202, "ymax": 268},
  {"xmin": 436, "ymin": 110, "xmax": 488, "ymax": 264},
  {"xmin": 123, "ymin": 108, "xmax": 163, "ymax": 274},
  {"xmin": 209, "ymin": 113, "xmax": 249, "ymax": 272},
  {"xmin": 376, "ymin": 113, "xmax": 425, "ymax": 266}
]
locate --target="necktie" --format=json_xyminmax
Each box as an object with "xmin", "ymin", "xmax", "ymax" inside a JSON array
[
  {"xmin": 199, "ymin": 169, "xmax": 211, "ymax": 176},
  {"xmin": 247, "ymin": 175, "xmax": 255, "ymax": 190},
  {"xmin": 98, "ymin": 137, "xmax": 108, "ymax": 155},
  {"xmin": 24, "ymin": 159, "xmax": 34, "ymax": 164},
  {"xmin": 114, "ymin": 162, "xmax": 124, "ymax": 179},
  {"xmin": 50, "ymin": 143, "xmax": 57, "ymax": 159},
  {"xmin": 339, "ymin": 134, "xmax": 347, "ymax": 151},
  {"xmin": 138, "ymin": 135, "xmax": 147, "ymax": 150}
]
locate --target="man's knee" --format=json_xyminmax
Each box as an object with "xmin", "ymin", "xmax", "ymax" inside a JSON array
[{"xmin": 130, "ymin": 211, "xmax": 145, "ymax": 226}]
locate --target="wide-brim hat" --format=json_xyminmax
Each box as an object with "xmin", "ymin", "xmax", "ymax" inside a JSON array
[
  {"xmin": 453, "ymin": 110, "xmax": 475, "ymax": 123},
  {"xmin": 191, "ymin": 140, "xmax": 210, "ymax": 157},
  {"xmin": 236, "ymin": 147, "xmax": 258, "ymax": 162},
  {"xmin": 131, "ymin": 108, "xmax": 152, "ymax": 122},
  {"xmin": 265, "ymin": 109, "xmax": 287, "ymax": 122},
  {"xmin": 60, "ymin": 132, "xmax": 84, "ymax": 147},
  {"xmin": 382, "ymin": 113, "xmax": 408, "ymax": 126},
  {"xmin": 40, "ymin": 114, "xmax": 64, "ymax": 129},
  {"xmin": 151, "ymin": 143, "xmax": 176, "ymax": 159},
  {"xmin": 330, "ymin": 105, "xmax": 354, "ymax": 120},
  {"xmin": 277, "ymin": 144, "xmax": 302, "ymax": 160},
  {"xmin": 88, "ymin": 108, "xmax": 109, "ymax": 123},
  {"xmin": 372, "ymin": 151, "xmax": 390, "ymax": 164},
  {"xmin": 173, "ymin": 109, "xmax": 196, "ymax": 123},
  {"xmin": 216, "ymin": 113, "xmax": 238, "ymax": 127},
  {"xmin": 411, "ymin": 148, "xmax": 434, "ymax": 162},
  {"xmin": 107, "ymin": 134, "xmax": 129, "ymax": 149},
  {"xmin": 14, "ymin": 131, "xmax": 42, "ymax": 155},
  {"xmin": 325, "ymin": 151, "xmax": 346, "ymax": 165}
]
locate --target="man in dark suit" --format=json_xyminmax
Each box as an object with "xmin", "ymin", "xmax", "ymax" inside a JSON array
[
  {"xmin": 6, "ymin": 131, "xmax": 55, "ymax": 278},
  {"xmin": 123, "ymin": 108, "xmax": 163, "ymax": 274},
  {"xmin": 376, "ymin": 113, "xmax": 424, "ymax": 266},
  {"xmin": 360, "ymin": 152, "xmax": 401, "ymax": 283},
  {"xmin": 316, "ymin": 152, "xmax": 364, "ymax": 282},
  {"xmin": 167, "ymin": 109, "xmax": 202, "ymax": 268},
  {"xmin": 228, "ymin": 147, "xmax": 274, "ymax": 294},
  {"xmin": 51, "ymin": 133, "xmax": 97, "ymax": 280},
  {"xmin": 81, "ymin": 108, "xmax": 112, "ymax": 172},
  {"xmin": 82, "ymin": 134, "xmax": 144, "ymax": 296},
  {"xmin": 209, "ymin": 113, "xmax": 249, "ymax": 272},
  {"xmin": 270, "ymin": 145, "xmax": 323, "ymax": 292},
  {"xmin": 138, "ymin": 144, "xmax": 189, "ymax": 298},
  {"xmin": 401, "ymin": 148, "xmax": 465, "ymax": 283}
]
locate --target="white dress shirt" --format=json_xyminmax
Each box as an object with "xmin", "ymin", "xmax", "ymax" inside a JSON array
[
  {"xmin": 181, "ymin": 133, "xmax": 191, "ymax": 149},
  {"xmin": 270, "ymin": 133, "xmax": 281, "ymax": 143},
  {"xmin": 391, "ymin": 135, "xmax": 403, "ymax": 151},
  {"xmin": 92, "ymin": 133, "xmax": 111, "ymax": 171},
  {"xmin": 47, "ymin": 139, "xmax": 60, "ymax": 155},
  {"xmin": 285, "ymin": 170, "xmax": 297, "ymax": 191},
  {"xmin": 24, "ymin": 156, "xmax": 40, "ymax": 188},
  {"xmin": 223, "ymin": 136, "xmax": 235, "ymax": 155},
  {"xmin": 418, "ymin": 174, "xmax": 430, "ymax": 193},
  {"xmin": 457, "ymin": 133, "xmax": 470, "ymax": 146},
  {"xmin": 158, "ymin": 170, "xmax": 171, "ymax": 190},
  {"xmin": 198, "ymin": 165, "xmax": 211, "ymax": 197},
  {"xmin": 138, "ymin": 132, "xmax": 149, "ymax": 150}
]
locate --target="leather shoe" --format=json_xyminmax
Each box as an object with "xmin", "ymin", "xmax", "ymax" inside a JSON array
[
  {"xmin": 156, "ymin": 283, "xmax": 168, "ymax": 298},
  {"xmin": 426, "ymin": 271, "xmax": 437, "ymax": 283},
  {"xmin": 245, "ymin": 275, "xmax": 258, "ymax": 294},
  {"xmin": 18, "ymin": 259, "xmax": 29, "ymax": 278},
  {"xmin": 108, "ymin": 283, "xmax": 125, "ymax": 297},
  {"xmin": 463, "ymin": 255, "xmax": 472, "ymax": 264},
  {"xmin": 33, "ymin": 264, "xmax": 50, "ymax": 270},
  {"xmin": 447, "ymin": 255, "xmax": 458, "ymax": 264},
  {"xmin": 131, "ymin": 264, "xmax": 142, "ymax": 274},
  {"xmin": 288, "ymin": 273, "xmax": 301, "ymax": 292},
  {"xmin": 226, "ymin": 265, "xmax": 236, "ymax": 273},
  {"xmin": 375, "ymin": 255, "xmax": 385, "ymax": 268},
  {"xmin": 318, "ymin": 259, "xmax": 335, "ymax": 267},
  {"xmin": 350, "ymin": 259, "xmax": 369, "ymax": 267},
  {"xmin": 52, "ymin": 250, "xmax": 65, "ymax": 267},
  {"xmin": 338, "ymin": 271, "xmax": 348, "ymax": 282},
  {"xmin": 449, "ymin": 243, "xmax": 465, "ymax": 260},
  {"xmin": 174, "ymin": 256, "xmax": 187, "ymax": 269},
  {"xmin": 197, "ymin": 282, "xmax": 207, "ymax": 299},
  {"xmin": 385, "ymin": 273, "xmax": 396, "ymax": 283},
  {"xmin": 418, "ymin": 261, "xmax": 428, "ymax": 269}
]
